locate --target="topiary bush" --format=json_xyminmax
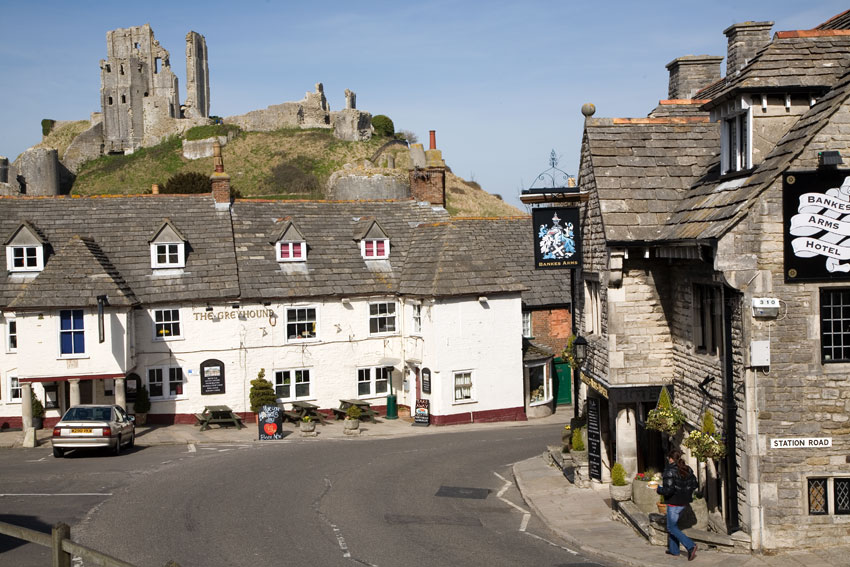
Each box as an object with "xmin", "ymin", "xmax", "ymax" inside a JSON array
[
  {"xmin": 133, "ymin": 385, "xmax": 151, "ymax": 414},
  {"xmin": 611, "ymin": 462, "xmax": 628, "ymax": 486},
  {"xmin": 249, "ymin": 369, "xmax": 277, "ymax": 413},
  {"xmin": 31, "ymin": 391, "xmax": 45, "ymax": 418},
  {"xmin": 162, "ymin": 171, "xmax": 211, "ymax": 194},
  {"xmin": 372, "ymin": 115, "xmax": 394, "ymax": 137}
]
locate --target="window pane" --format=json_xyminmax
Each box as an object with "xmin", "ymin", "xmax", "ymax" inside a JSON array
[
  {"xmin": 808, "ymin": 478, "xmax": 828, "ymax": 515},
  {"xmin": 836, "ymin": 479, "xmax": 850, "ymax": 515},
  {"xmin": 376, "ymin": 241, "xmax": 385, "ymax": 256},
  {"xmin": 72, "ymin": 331, "xmax": 85, "ymax": 354}
]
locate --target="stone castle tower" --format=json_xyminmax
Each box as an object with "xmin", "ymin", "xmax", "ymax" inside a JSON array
[{"xmin": 100, "ymin": 24, "xmax": 208, "ymax": 154}]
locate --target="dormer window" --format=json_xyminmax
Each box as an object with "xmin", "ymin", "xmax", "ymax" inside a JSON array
[
  {"xmin": 149, "ymin": 219, "xmax": 187, "ymax": 270},
  {"xmin": 362, "ymin": 239, "xmax": 389, "ymax": 259},
  {"xmin": 717, "ymin": 96, "xmax": 752, "ymax": 175},
  {"xmin": 272, "ymin": 220, "xmax": 307, "ymax": 263},
  {"xmin": 354, "ymin": 218, "xmax": 390, "ymax": 260},
  {"xmin": 5, "ymin": 222, "xmax": 46, "ymax": 273},
  {"xmin": 277, "ymin": 242, "xmax": 306, "ymax": 262}
]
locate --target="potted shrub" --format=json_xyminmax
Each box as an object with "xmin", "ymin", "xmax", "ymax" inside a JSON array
[
  {"xmin": 657, "ymin": 494, "xmax": 667, "ymax": 515},
  {"xmin": 133, "ymin": 385, "xmax": 151, "ymax": 426},
  {"xmin": 31, "ymin": 391, "xmax": 45, "ymax": 430},
  {"xmin": 344, "ymin": 405, "xmax": 362, "ymax": 434},
  {"xmin": 299, "ymin": 415, "xmax": 316, "ymax": 435},
  {"xmin": 570, "ymin": 426, "xmax": 587, "ymax": 464},
  {"xmin": 609, "ymin": 462, "xmax": 631, "ymax": 502},
  {"xmin": 249, "ymin": 369, "xmax": 277, "ymax": 415}
]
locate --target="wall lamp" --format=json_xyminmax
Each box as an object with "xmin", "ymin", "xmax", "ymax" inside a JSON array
[
  {"xmin": 819, "ymin": 151, "xmax": 843, "ymax": 168},
  {"xmin": 341, "ymin": 298, "xmax": 351, "ymax": 307},
  {"xmin": 478, "ymin": 296, "xmax": 488, "ymax": 304},
  {"xmin": 205, "ymin": 305, "xmax": 214, "ymax": 312}
]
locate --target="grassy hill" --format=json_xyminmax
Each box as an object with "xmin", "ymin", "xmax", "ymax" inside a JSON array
[{"xmin": 53, "ymin": 123, "xmax": 523, "ymax": 216}]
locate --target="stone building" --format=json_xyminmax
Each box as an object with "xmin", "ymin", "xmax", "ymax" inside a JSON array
[
  {"xmin": 100, "ymin": 24, "xmax": 208, "ymax": 154},
  {"xmin": 553, "ymin": 9, "xmax": 850, "ymax": 553},
  {"xmin": 0, "ymin": 150, "xmax": 570, "ymax": 436}
]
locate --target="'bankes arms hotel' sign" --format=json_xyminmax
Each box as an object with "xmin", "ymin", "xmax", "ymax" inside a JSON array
[{"xmin": 785, "ymin": 171, "xmax": 850, "ymax": 281}]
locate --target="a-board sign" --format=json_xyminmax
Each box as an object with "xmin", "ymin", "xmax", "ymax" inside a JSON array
[
  {"xmin": 200, "ymin": 359, "xmax": 225, "ymax": 395},
  {"xmin": 587, "ymin": 397, "xmax": 602, "ymax": 481},
  {"xmin": 414, "ymin": 398, "xmax": 430, "ymax": 426},
  {"xmin": 258, "ymin": 405, "xmax": 284, "ymax": 440}
]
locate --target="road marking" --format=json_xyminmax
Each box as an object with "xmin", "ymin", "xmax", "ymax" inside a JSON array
[
  {"xmin": 523, "ymin": 530, "xmax": 580, "ymax": 555},
  {"xmin": 492, "ymin": 471, "xmax": 531, "ymax": 530},
  {"xmin": 0, "ymin": 493, "xmax": 113, "ymax": 497},
  {"xmin": 187, "ymin": 444, "xmax": 196, "ymax": 453},
  {"xmin": 26, "ymin": 457, "xmax": 47, "ymax": 462}
]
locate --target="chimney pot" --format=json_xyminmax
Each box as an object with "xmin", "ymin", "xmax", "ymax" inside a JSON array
[
  {"xmin": 429, "ymin": 130, "xmax": 436, "ymax": 150},
  {"xmin": 151, "ymin": 183, "xmax": 160, "ymax": 195}
]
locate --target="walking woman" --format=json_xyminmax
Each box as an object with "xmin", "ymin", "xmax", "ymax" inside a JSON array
[{"xmin": 657, "ymin": 448, "xmax": 698, "ymax": 560}]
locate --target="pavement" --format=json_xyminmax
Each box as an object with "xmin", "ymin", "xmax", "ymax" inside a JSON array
[{"xmin": 3, "ymin": 412, "xmax": 849, "ymax": 566}]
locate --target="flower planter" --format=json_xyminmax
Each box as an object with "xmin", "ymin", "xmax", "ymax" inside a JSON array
[
  {"xmin": 571, "ymin": 449, "xmax": 588, "ymax": 465},
  {"xmin": 32, "ymin": 417, "xmax": 44, "ymax": 430},
  {"xmin": 299, "ymin": 420, "xmax": 316, "ymax": 436},
  {"xmin": 343, "ymin": 419, "xmax": 360, "ymax": 435},
  {"xmin": 657, "ymin": 502, "xmax": 667, "ymax": 514},
  {"xmin": 134, "ymin": 413, "xmax": 147, "ymax": 426},
  {"xmin": 632, "ymin": 480, "xmax": 659, "ymax": 514},
  {"xmin": 610, "ymin": 483, "xmax": 631, "ymax": 502}
]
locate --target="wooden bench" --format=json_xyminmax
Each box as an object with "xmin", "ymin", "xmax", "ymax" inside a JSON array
[{"xmin": 194, "ymin": 406, "xmax": 244, "ymax": 431}]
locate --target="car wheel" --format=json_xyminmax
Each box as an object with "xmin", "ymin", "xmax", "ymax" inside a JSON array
[
  {"xmin": 53, "ymin": 447, "xmax": 64, "ymax": 458},
  {"xmin": 113, "ymin": 435, "xmax": 121, "ymax": 456},
  {"xmin": 127, "ymin": 432, "xmax": 135, "ymax": 449}
]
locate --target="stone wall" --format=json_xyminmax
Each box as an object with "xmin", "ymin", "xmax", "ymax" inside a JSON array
[
  {"xmin": 328, "ymin": 166, "xmax": 409, "ymax": 200},
  {"xmin": 12, "ymin": 148, "xmax": 60, "ymax": 196},
  {"xmin": 183, "ymin": 31, "xmax": 209, "ymax": 119},
  {"xmin": 62, "ymin": 121, "xmax": 104, "ymax": 173}
]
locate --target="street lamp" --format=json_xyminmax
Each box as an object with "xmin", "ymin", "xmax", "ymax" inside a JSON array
[{"xmin": 573, "ymin": 335, "xmax": 587, "ymax": 419}]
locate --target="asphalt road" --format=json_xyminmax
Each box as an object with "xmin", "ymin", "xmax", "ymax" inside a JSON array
[{"xmin": 1, "ymin": 424, "xmax": 608, "ymax": 567}]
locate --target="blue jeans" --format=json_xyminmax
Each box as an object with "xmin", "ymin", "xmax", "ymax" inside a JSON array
[{"xmin": 666, "ymin": 504, "xmax": 695, "ymax": 555}]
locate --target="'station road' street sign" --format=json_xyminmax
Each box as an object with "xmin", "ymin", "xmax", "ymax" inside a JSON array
[{"xmin": 770, "ymin": 437, "xmax": 832, "ymax": 449}]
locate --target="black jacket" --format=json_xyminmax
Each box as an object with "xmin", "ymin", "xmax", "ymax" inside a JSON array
[{"xmin": 657, "ymin": 461, "xmax": 698, "ymax": 506}]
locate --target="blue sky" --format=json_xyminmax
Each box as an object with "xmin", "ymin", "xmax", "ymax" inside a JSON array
[{"xmin": 0, "ymin": 1, "xmax": 847, "ymax": 209}]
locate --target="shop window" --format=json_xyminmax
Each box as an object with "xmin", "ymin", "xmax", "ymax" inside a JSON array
[
  {"xmin": 274, "ymin": 369, "xmax": 311, "ymax": 401},
  {"xmin": 453, "ymin": 370, "xmax": 473, "ymax": 403},
  {"xmin": 369, "ymin": 302, "xmax": 396, "ymax": 334},
  {"xmin": 43, "ymin": 383, "xmax": 59, "ymax": 409},
  {"xmin": 59, "ymin": 309, "xmax": 85, "ymax": 356},
  {"xmin": 153, "ymin": 308, "xmax": 182, "ymax": 340},
  {"xmin": 148, "ymin": 367, "xmax": 184, "ymax": 399},
  {"xmin": 809, "ymin": 477, "xmax": 850, "ymax": 516},
  {"xmin": 528, "ymin": 363, "xmax": 550, "ymax": 405},
  {"xmin": 694, "ymin": 284, "xmax": 722, "ymax": 355},
  {"xmin": 357, "ymin": 367, "xmax": 390, "ymax": 398},
  {"xmin": 820, "ymin": 288, "xmax": 850, "ymax": 362},
  {"xmin": 286, "ymin": 307, "xmax": 317, "ymax": 341}
]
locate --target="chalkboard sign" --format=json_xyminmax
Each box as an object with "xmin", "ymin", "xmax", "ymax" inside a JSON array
[
  {"xmin": 414, "ymin": 398, "xmax": 430, "ymax": 426},
  {"xmin": 200, "ymin": 359, "xmax": 225, "ymax": 395},
  {"xmin": 258, "ymin": 405, "xmax": 284, "ymax": 440},
  {"xmin": 587, "ymin": 397, "xmax": 602, "ymax": 481},
  {"xmin": 421, "ymin": 368, "xmax": 431, "ymax": 394}
]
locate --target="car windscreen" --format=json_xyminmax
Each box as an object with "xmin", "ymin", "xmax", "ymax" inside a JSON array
[{"xmin": 62, "ymin": 407, "xmax": 112, "ymax": 421}]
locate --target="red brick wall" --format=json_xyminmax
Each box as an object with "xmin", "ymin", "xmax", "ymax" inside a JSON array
[
  {"xmin": 409, "ymin": 167, "xmax": 445, "ymax": 206},
  {"xmin": 530, "ymin": 307, "xmax": 572, "ymax": 356}
]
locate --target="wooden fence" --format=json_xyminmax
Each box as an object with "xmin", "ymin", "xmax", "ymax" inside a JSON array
[{"xmin": 0, "ymin": 520, "xmax": 180, "ymax": 567}]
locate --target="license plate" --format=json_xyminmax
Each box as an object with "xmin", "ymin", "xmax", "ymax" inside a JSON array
[{"xmin": 71, "ymin": 428, "xmax": 92, "ymax": 434}]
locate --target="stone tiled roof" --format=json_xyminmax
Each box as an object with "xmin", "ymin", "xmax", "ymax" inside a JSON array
[
  {"xmin": 648, "ymin": 100, "xmax": 711, "ymax": 118},
  {"xmin": 0, "ymin": 195, "xmax": 240, "ymax": 307},
  {"xmin": 9, "ymin": 236, "xmax": 138, "ymax": 309},
  {"xmin": 523, "ymin": 339, "xmax": 554, "ymax": 362},
  {"xmin": 660, "ymin": 68, "xmax": 850, "ymax": 241},
  {"xmin": 706, "ymin": 32, "xmax": 850, "ymax": 107},
  {"xmin": 232, "ymin": 200, "xmax": 450, "ymax": 300},
  {"xmin": 583, "ymin": 117, "xmax": 719, "ymax": 242},
  {"xmin": 816, "ymin": 10, "xmax": 850, "ymax": 30}
]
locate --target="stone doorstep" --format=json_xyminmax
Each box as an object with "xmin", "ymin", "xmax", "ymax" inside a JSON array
[{"xmin": 638, "ymin": 508, "xmax": 741, "ymax": 551}]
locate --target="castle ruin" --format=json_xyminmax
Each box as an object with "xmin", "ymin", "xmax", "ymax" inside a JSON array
[{"xmin": 100, "ymin": 24, "xmax": 208, "ymax": 154}]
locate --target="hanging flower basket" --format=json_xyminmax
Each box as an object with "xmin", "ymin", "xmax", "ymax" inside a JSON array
[
  {"xmin": 645, "ymin": 386, "xmax": 684, "ymax": 436},
  {"xmin": 683, "ymin": 429, "xmax": 726, "ymax": 461}
]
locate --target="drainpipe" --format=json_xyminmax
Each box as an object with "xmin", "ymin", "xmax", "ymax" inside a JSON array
[{"xmin": 723, "ymin": 288, "xmax": 741, "ymax": 533}]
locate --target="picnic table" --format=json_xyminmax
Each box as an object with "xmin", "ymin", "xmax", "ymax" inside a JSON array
[
  {"xmin": 194, "ymin": 405, "xmax": 244, "ymax": 431},
  {"xmin": 285, "ymin": 400, "xmax": 329, "ymax": 425},
  {"xmin": 333, "ymin": 399, "xmax": 379, "ymax": 423}
]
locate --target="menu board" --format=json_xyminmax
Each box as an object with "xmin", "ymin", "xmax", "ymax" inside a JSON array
[
  {"xmin": 414, "ymin": 399, "xmax": 430, "ymax": 426},
  {"xmin": 421, "ymin": 368, "xmax": 431, "ymax": 394},
  {"xmin": 587, "ymin": 397, "xmax": 602, "ymax": 481},
  {"xmin": 200, "ymin": 359, "xmax": 225, "ymax": 395},
  {"xmin": 258, "ymin": 405, "xmax": 284, "ymax": 440}
]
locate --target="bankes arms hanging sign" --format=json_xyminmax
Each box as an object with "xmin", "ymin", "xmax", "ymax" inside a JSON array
[
  {"xmin": 532, "ymin": 207, "xmax": 581, "ymax": 270},
  {"xmin": 785, "ymin": 170, "xmax": 850, "ymax": 282}
]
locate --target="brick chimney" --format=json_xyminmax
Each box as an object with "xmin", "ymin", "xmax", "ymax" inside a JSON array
[
  {"xmin": 724, "ymin": 21, "xmax": 773, "ymax": 75},
  {"xmin": 210, "ymin": 139, "xmax": 231, "ymax": 207},
  {"xmin": 666, "ymin": 55, "xmax": 724, "ymax": 99},
  {"xmin": 410, "ymin": 129, "xmax": 446, "ymax": 206}
]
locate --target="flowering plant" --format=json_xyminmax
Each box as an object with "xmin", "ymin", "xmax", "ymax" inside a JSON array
[
  {"xmin": 645, "ymin": 386, "xmax": 685, "ymax": 436},
  {"xmin": 683, "ymin": 410, "xmax": 726, "ymax": 461},
  {"xmin": 634, "ymin": 472, "xmax": 651, "ymax": 481}
]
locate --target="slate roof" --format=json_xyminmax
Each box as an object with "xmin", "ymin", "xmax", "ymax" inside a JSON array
[
  {"xmin": 523, "ymin": 338, "xmax": 554, "ymax": 363},
  {"xmin": 582, "ymin": 117, "xmax": 719, "ymax": 242},
  {"xmin": 705, "ymin": 32, "xmax": 850, "ymax": 107},
  {"xmin": 816, "ymin": 9, "xmax": 850, "ymax": 30},
  {"xmin": 0, "ymin": 195, "xmax": 240, "ymax": 307},
  {"xmin": 648, "ymin": 100, "xmax": 711, "ymax": 118},
  {"xmin": 660, "ymin": 67, "xmax": 850, "ymax": 241}
]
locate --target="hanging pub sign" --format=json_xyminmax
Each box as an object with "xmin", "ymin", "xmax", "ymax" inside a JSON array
[
  {"xmin": 532, "ymin": 207, "xmax": 581, "ymax": 269},
  {"xmin": 784, "ymin": 170, "xmax": 850, "ymax": 282},
  {"xmin": 200, "ymin": 359, "xmax": 225, "ymax": 395},
  {"xmin": 258, "ymin": 405, "xmax": 284, "ymax": 440}
]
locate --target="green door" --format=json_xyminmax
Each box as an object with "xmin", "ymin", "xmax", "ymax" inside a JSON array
[{"xmin": 554, "ymin": 358, "xmax": 572, "ymax": 405}]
